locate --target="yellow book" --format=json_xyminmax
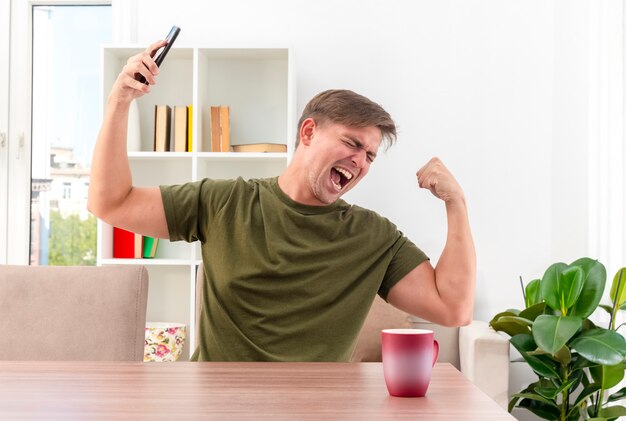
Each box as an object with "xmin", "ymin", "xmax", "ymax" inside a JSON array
[{"xmin": 187, "ymin": 105, "xmax": 193, "ymax": 152}]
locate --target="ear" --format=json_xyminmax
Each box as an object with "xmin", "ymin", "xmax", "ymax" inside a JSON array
[{"xmin": 298, "ymin": 118, "xmax": 316, "ymax": 146}]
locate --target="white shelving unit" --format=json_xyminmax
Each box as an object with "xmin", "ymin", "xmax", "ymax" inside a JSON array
[{"xmin": 97, "ymin": 45, "xmax": 295, "ymax": 360}]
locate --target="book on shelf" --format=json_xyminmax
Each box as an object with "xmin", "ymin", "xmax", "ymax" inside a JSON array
[
  {"xmin": 231, "ymin": 143, "xmax": 287, "ymax": 153},
  {"xmin": 210, "ymin": 106, "xmax": 221, "ymax": 152},
  {"xmin": 187, "ymin": 105, "xmax": 193, "ymax": 152},
  {"xmin": 142, "ymin": 236, "xmax": 159, "ymax": 258},
  {"xmin": 173, "ymin": 105, "xmax": 188, "ymax": 152},
  {"xmin": 154, "ymin": 105, "xmax": 171, "ymax": 152},
  {"xmin": 209, "ymin": 105, "xmax": 231, "ymax": 152},
  {"xmin": 219, "ymin": 105, "xmax": 230, "ymax": 153},
  {"xmin": 113, "ymin": 227, "xmax": 143, "ymax": 259}
]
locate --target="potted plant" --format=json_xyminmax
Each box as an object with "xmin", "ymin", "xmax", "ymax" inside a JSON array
[{"xmin": 490, "ymin": 257, "xmax": 626, "ymax": 420}]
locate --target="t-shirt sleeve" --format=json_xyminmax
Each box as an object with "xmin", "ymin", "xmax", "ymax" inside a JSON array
[
  {"xmin": 160, "ymin": 178, "xmax": 236, "ymax": 243},
  {"xmin": 378, "ymin": 235, "xmax": 429, "ymax": 301}
]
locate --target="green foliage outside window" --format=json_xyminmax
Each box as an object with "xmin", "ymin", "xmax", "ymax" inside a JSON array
[{"xmin": 48, "ymin": 211, "xmax": 97, "ymax": 266}]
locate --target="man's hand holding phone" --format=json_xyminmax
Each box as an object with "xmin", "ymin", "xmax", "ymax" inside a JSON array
[
  {"xmin": 131, "ymin": 40, "xmax": 166, "ymax": 87},
  {"xmin": 110, "ymin": 26, "xmax": 180, "ymax": 104},
  {"xmin": 135, "ymin": 25, "xmax": 180, "ymax": 85}
]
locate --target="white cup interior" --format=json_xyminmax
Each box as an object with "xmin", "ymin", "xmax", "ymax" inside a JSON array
[{"xmin": 382, "ymin": 328, "xmax": 433, "ymax": 334}]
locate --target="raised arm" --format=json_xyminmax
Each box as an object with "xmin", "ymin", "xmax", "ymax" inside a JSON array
[
  {"xmin": 88, "ymin": 40, "xmax": 170, "ymax": 239},
  {"xmin": 387, "ymin": 157, "xmax": 476, "ymax": 327}
]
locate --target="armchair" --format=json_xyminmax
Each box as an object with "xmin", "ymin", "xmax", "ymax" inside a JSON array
[{"xmin": 0, "ymin": 264, "xmax": 148, "ymax": 361}]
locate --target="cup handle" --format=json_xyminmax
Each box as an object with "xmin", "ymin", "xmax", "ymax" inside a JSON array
[{"xmin": 432, "ymin": 339, "xmax": 439, "ymax": 366}]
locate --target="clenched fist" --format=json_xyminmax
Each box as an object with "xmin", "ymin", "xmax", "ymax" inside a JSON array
[{"xmin": 416, "ymin": 157, "xmax": 465, "ymax": 203}]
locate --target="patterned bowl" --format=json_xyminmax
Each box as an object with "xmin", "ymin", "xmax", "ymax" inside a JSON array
[{"xmin": 144, "ymin": 322, "xmax": 186, "ymax": 362}]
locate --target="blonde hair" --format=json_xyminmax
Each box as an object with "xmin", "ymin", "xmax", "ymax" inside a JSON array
[{"xmin": 296, "ymin": 89, "xmax": 397, "ymax": 149}]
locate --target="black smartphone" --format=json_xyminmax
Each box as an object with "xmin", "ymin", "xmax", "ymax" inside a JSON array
[{"xmin": 135, "ymin": 25, "xmax": 181, "ymax": 85}]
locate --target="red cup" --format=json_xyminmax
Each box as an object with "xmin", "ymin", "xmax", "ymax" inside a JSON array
[{"xmin": 381, "ymin": 328, "xmax": 439, "ymax": 397}]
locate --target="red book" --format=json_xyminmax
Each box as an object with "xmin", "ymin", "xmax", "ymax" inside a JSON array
[{"xmin": 113, "ymin": 227, "xmax": 143, "ymax": 258}]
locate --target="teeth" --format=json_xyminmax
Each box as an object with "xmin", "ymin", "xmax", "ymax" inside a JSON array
[{"xmin": 334, "ymin": 167, "xmax": 353, "ymax": 180}]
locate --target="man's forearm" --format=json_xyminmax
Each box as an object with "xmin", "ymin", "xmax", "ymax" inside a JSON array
[{"xmin": 434, "ymin": 197, "xmax": 476, "ymax": 325}]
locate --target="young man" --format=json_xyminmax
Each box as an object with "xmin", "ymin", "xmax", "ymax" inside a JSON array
[{"xmin": 88, "ymin": 40, "xmax": 476, "ymax": 361}]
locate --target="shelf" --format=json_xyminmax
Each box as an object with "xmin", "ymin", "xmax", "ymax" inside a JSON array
[
  {"xmin": 98, "ymin": 45, "xmax": 295, "ymax": 361},
  {"xmin": 128, "ymin": 152, "xmax": 194, "ymax": 160},
  {"xmin": 100, "ymin": 258, "xmax": 196, "ymax": 266},
  {"xmin": 194, "ymin": 152, "xmax": 288, "ymax": 161}
]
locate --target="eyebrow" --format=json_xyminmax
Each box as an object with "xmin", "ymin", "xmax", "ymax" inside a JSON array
[{"xmin": 347, "ymin": 136, "xmax": 378, "ymax": 161}]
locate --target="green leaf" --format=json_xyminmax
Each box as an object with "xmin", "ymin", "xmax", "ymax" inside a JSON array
[
  {"xmin": 525, "ymin": 278, "xmax": 542, "ymax": 308},
  {"xmin": 524, "ymin": 354, "xmax": 562, "ymax": 379},
  {"xmin": 560, "ymin": 265, "xmax": 585, "ymax": 311},
  {"xmin": 517, "ymin": 396, "xmax": 562, "ymax": 420},
  {"xmin": 590, "ymin": 363, "xmax": 625, "ymax": 389},
  {"xmin": 570, "ymin": 383, "xmax": 601, "ymax": 411},
  {"xmin": 534, "ymin": 386, "xmax": 558, "ymax": 400},
  {"xmin": 510, "ymin": 334, "xmax": 536, "ymax": 353},
  {"xmin": 599, "ymin": 304, "xmax": 614, "ymax": 314},
  {"xmin": 571, "ymin": 354, "xmax": 594, "ymax": 371},
  {"xmin": 607, "ymin": 387, "xmax": 626, "ymax": 403},
  {"xmin": 536, "ymin": 377, "xmax": 577, "ymax": 400},
  {"xmin": 571, "ymin": 329, "xmax": 626, "ymax": 365},
  {"xmin": 532, "ymin": 314, "xmax": 582, "ymax": 355},
  {"xmin": 609, "ymin": 268, "xmax": 626, "ymax": 306},
  {"xmin": 508, "ymin": 394, "xmax": 521, "ymax": 413},
  {"xmin": 490, "ymin": 315, "xmax": 531, "ymax": 337},
  {"xmin": 519, "ymin": 302, "xmax": 547, "ymax": 321},
  {"xmin": 553, "ymin": 345, "xmax": 572, "ymax": 365},
  {"xmin": 490, "ymin": 310, "xmax": 518, "ymax": 325},
  {"xmin": 598, "ymin": 405, "xmax": 626, "ymax": 418},
  {"xmin": 496, "ymin": 316, "xmax": 534, "ymax": 327},
  {"xmin": 512, "ymin": 392, "xmax": 559, "ymax": 407},
  {"xmin": 509, "ymin": 334, "xmax": 560, "ymax": 378},
  {"xmin": 569, "ymin": 258, "xmax": 607, "ymax": 318},
  {"xmin": 565, "ymin": 369, "xmax": 585, "ymax": 397},
  {"xmin": 541, "ymin": 262, "xmax": 569, "ymax": 311}
]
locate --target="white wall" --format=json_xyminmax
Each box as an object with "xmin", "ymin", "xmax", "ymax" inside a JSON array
[{"xmin": 135, "ymin": 0, "xmax": 599, "ymax": 319}]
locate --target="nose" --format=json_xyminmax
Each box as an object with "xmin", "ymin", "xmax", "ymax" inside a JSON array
[{"xmin": 351, "ymin": 149, "xmax": 368, "ymax": 168}]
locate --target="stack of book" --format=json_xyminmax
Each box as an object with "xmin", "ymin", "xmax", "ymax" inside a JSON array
[
  {"xmin": 154, "ymin": 104, "xmax": 193, "ymax": 152},
  {"xmin": 113, "ymin": 227, "xmax": 159, "ymax": 259}
]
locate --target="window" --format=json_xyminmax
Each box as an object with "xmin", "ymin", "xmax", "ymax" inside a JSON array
[{"xmin": 29, "ymin": 5, "xmax": 111, "ymax": 265}]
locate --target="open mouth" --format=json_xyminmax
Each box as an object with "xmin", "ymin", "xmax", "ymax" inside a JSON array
[{"xmin": 331, "ymin": 166, "xmax": 353, "ymax": 191}]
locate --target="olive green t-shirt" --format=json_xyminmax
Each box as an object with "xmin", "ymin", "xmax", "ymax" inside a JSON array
[{"xmin": 160, "ymin": 177, "xmax": 428, "ymax": 361}]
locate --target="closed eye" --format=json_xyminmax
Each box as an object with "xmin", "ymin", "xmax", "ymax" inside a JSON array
[{"xmin": 342, "ymin": 138, "xmax": 376, "ymax": 163}]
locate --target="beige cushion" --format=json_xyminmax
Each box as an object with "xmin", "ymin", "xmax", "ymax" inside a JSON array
[
  {"xmin": 350, "ymin": 295, "xmax": 411, "ymax": 362},
  {"xmin": 0, "ymin": 265, "xmax": 148, "ymax": 361}
]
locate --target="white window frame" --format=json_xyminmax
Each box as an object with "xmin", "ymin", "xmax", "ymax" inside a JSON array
[
  {"xmin": 0, "ymin": 1, "xmax": 10, "ymax": 264},
  {"xmin": 587, "ymin": 0, "xmax": 624, "ymax": 276},
  {"xmin": 4, "ymin": 0, "xmax": 134, "ymax": 264}
]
